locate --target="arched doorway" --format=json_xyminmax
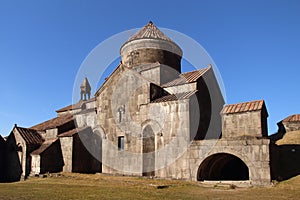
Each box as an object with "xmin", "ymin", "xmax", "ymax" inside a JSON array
[
  {"xmin": 142, "ymin": 125, "xmax": 155, "ymax": 176},
  {"xmin": 197, "ymin": 153, "xmax": 249, "ymax": 181}
]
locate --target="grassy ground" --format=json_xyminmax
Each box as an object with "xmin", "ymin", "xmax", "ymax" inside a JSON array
[{"xmin": 0, "ymin": 173, "xmax": 299, "ymax": 200}]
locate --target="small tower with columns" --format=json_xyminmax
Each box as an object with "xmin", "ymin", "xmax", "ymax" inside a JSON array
[{"xmin": 80, "ymin": 77, "xmax": 91, "ymax": 101}]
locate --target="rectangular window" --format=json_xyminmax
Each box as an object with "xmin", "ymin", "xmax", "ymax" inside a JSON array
[{"xmin": 118, "ymin": 136, "xmax": 124, "ymax": 151}]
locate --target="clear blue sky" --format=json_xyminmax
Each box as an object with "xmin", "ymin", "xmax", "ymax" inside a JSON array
[{"xmin": 0, "ymin": 0, "xmax": 299, "ymax": 136}]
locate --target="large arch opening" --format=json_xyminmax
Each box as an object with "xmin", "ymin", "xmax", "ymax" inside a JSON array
[
  {"xmin": 197, "ymin": 153, "xmax": 249, "ymax": 181},
  {"xmin": 142, "ymin": 125, "xmax": 155, "ymax": 176}
]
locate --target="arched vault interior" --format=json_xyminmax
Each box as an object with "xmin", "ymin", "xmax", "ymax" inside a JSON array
[{"xmin": 197, "ymin": 153, "xmax": 249, "ymax": 181}]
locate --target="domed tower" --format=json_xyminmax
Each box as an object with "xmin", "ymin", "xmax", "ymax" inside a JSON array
[{"xmin": 120, "ymin": 21, "xmax": 183, "ymax": 85}]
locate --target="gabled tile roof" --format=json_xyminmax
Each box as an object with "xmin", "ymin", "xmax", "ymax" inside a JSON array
[
  {"xmin": 58, "ymin": 128, "xmax": 77, "ymax": 137},
  {"xmin": 162, "ymin": 67, "xmax": 210, "ymax": 87},
  {"xmin": 127, "ymin": 21, "xmax": 173, "ymax": 43},
  {"xmin": 55, "ymin": 103, "xmax": 81, "ymax": 113},
  {"xmin": 221, "ymin": 100, "xmax": 265, "ymax": 114},
  {"xmin": 56, "ymin": 98, "xmax": 95, "ymax": 113},
  {"xmin": 31, "ymin": 138, "xmax": 58, "ymax": 155},
  {"xmin": 151, "ymin": 90, "xmax": 197, "ymax": 103},
  {"xmin": 15, "ymin": 126, "xmax": 44, "ymax": 145},
  {"xmin": 282, "ymin": 114, "xmax": 300, "ymax": 122},
  {"xmin": 30, "ymin": 114, "xmax": 74, "ymax": 131}
]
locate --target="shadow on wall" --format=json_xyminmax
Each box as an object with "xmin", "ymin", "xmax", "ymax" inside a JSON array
[
  {"xmin": 3, "ymin": 135, "xmax": 22, "ymax": 182},
  {"xmin": 197, "ymin": 153, "xmax": 249, "ymax": 181},
  {"xmin": 40, "ymin": 140, "xmax": 64, "ymax": 174},
  {"xmin": 270, "ymin": 144, "xmax": 300, "ymax": 181},
  {"xmin": 73, "ymin": 129, "xmax": 102, "ymax": 173},
  {"xmin": 0, "ymin": 137, "xmax": 6, "ymax": 182}
]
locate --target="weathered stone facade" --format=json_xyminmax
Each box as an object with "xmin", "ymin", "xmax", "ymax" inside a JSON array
[
  {"xmin": 277, "ymin": 114, "xmax": 300, "ymax": 133},
  {"xmin": 5, "ymin": 126, "xmax": 43, "ymax": 181},
  {"xmin": 91, "ymin": 22, "xmax": 272, "ymax": 185},
  {"xmin": 2, "ymin": 21, "xmax": 300, "ymax": 185}
]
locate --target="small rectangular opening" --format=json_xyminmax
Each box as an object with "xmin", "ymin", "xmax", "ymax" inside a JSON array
[{"xmin": 118, "ymin": 136, "xmax": 124, "ymax": 151}]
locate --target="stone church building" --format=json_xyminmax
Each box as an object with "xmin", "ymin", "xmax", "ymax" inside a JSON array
[{"xmin": 1, "ymin": 22, "xmax": 299, "ymax": 185}]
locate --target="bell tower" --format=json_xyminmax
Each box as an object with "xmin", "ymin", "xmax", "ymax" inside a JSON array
[{"xmin": 80, "ymin": 77, "xmax": 91, "ymax": 101}]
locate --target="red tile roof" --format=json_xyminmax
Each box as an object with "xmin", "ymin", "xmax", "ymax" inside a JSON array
[
  {"xmin": 282, "ymin": 114, "xmax": 300, "ymax": 122},
  {"xmin": 162, "ymin": 67, "xmax": 210, "ymax": 87},
  {"xmin": 30, "ymin": 114, "xmax": 74, "ymax": 131},
  {"xmin": 221, "ymin": 100, "xmax": 265, "ymax": 114},
  {"xmin": 151, "ymin": 90, "xmax": 197, "ymax": 103},
  {"xmin": 31, "ymin": 138, "xmax": 58, "ymax": 155},
  {"xmin": 15, "ymin": 126, "xmax": 44, "ymax": 145}
]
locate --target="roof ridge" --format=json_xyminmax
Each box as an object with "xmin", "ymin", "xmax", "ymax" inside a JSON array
[
  {"xmin": 282, "ymin": 114, "xmax": 300, "ymax": 122},
  {"xmin": 225, "ymin": 99, "xmax": 264, "ymax": 106},
  {"xmin": 151, "ymin": 90, "xmax": 197, "ymax": 103},
  {"xmin": 162, "ymin": 67, "xmax": 211, "ymax": 88},
  {"xmin": 181, "ymin": 66, "xmax": 210, "ymax": 75},
  {"xmin": 221, "ymin": 99, "xmax": 266, "ymax": 115}
]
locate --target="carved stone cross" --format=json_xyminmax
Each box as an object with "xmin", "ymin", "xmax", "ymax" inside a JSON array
[{"xmin": 117, "ymin": 105, "xmax": 125, "ymax": 123}]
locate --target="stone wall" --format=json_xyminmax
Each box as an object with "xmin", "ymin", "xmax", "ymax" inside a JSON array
[
  {"xmin": 282, "ymin": 121, "xmax": 300, "ymax": 132},
  {"xmin": 188, "ymin": 138, "xmax": 271, "ymax": 185},
  {"xmin": 120, "ymin": 39, "xmax": 182, "ymax": 71},
  {"xmin": 222, "ymin": 111, "xmax": 267, "ymax": 138},
  {"xmin": 97, "ymin": 65, "xmax": 150, "ymax": 175},
  {"xmin": 31, "ymin": 155, "xmax": 40, "ymax": 175},
  {"xmin": 75, "ymin": 111, "xmax": 97, "ymax": 130},
  {"xmin": 145, "ymin": 99, "xmax": 191, "ymax": 178},
  {"xmin": 164, "ymin": 82, "xmax": 196, "ymax": 94},
  {"xmin": 40, "ymin": 140, "xmax": 64, "ymax": 174},
  {"xmin": 59, "ymin": 137, "xmax": 73, "ymax": 172},
  {"xmin": 43, "ymin": 128, "xmax": 58, "ymax": 140},
  {"xmin": 72, "ymin": 132, "xmax": 101, "ymax": 173}
]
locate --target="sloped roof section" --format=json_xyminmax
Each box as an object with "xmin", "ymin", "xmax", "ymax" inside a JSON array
[
  {"xmin": 221, "ymin": 100, "xmax": 265, "ymax": 114},
  {"xmin": 276, "ymin": 130, "xmax": 300, "ymax": 145},
  {"xmin": 127, "ymin": 21, "xmax": 173, "ymax": 43},
  {"xmin": 56, "ymin": 97, "xmax": 95, "ymax": 113},
  {"xmin": 151, "ymin": 90, "xmax": 197, "ymax": 103},
  {"xmin": 282, "ymin": 114, "xmax": 300, "ymax": 122},
  {"xmin": 95, "ymin": 63, "xmax": 123, "ymax": 96},
  {"xmin": 162, "ymin": 67, "xmax": 210, "ymax": 87},
  {"xmin": 31, "ymin": 114, "xmax": 74, "ymax": 131},
  {"xmin": 31, "ymin": 138, "xmax": 58, "ymax": 155},
  {"xmin": 58, "ymin": 126, "xmax": 91, "ymax": 137},
  {"xmin": 15, "ymin": 126, "xmax": 43, "ymax": 145}
]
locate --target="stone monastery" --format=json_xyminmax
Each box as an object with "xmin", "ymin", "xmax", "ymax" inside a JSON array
[{"xmin": 0, "ymin": 22, "xmax": 300, "ymax": 185}]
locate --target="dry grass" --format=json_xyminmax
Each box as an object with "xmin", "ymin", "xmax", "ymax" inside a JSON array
[
  {"xmin": 0, "ymin": 173, "xmax": 299, "ymax": 200},
  {"xmin": 276, "ymin": 130, "xmax": 300, "ymax": 145}
]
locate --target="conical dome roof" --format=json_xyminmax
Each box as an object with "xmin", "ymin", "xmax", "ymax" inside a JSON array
[
  {"xmin": 127, "ymin": 21, "xmax": 174, "ymax": 43},
  {"xmin": 120, "ymin": 21, "xmax": 182, "ymax": 69}
]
